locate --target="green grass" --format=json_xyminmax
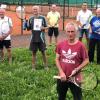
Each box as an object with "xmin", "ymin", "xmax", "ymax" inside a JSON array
[{"xmin": 0, "ymin": 46, "xmax": 100, "ymax": 100}]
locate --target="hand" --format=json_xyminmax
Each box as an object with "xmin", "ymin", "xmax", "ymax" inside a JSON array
[
  {"xmin": 2, "ymin": 33, "xmax": 9, "ymax": 40},
  {"xmin": 69, "ymin": 68, "xmax": 78, "ymax": 77},
  {"xmin": 0, "ymin": 36, "xmax": 3, "ymax": 41},
  {"xmin": 89, "ymin": 29, "xmax": 92, "ymax": 34},
  {"xmin": 41, "ymin": 26, "xmax": 48, "ymax": 31},
  {"xmin": 59, "ymin": 71, "xmax": 67, "ymax": 81},
  {"xmin": 81, "ymin": 24, "xmax": 86, "ymax": 28}
]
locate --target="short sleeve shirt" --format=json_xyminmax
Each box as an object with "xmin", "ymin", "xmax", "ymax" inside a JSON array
[
  {"xmin": 76, "ymin": 9, "xmax": 92, "ymax": 29},
  {"xmin": 89, "ymin": 16, "xmax": 100, "ymax": 40},
  {"xmin": 28, "ymin": 15, "xmax": 47, "ymax": 42},
  {"xmin": 56, "ymin": 40, "xmax": 88, "ymax": 77},
  {"xmin": 47, "ymin": 11, "xmax": 60, "ymax": 27},
  {"xmin": 0, "ymin": 16, "xmax": 13, "ymax": 40}
]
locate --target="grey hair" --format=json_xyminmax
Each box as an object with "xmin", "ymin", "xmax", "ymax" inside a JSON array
[
  {"xmin": 52, "ymin": 4, "xmax": 57, "ymax": 7},
  {"xmin": 32, "ymin": 5, "xmax": 40, "ymax": 11},
  {"xmin": 65, "ymin": 22, "xmax": 78, "ymax": 32},
  {"xmin": 65, "ymin": 22, "xmax": 79, "ymax": 38},
  {"xmin": 96, "ymin": 8, "xmax": 100, "ymax": 12}
]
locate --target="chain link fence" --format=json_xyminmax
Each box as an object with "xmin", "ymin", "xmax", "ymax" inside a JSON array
[
  {"xmin": 0, "ymin": 0, "xmax": 100, "ymax": 34},
  {"xmin": 1, "ymin": 0, "xmax": 100, "ymax": 18},
  {"xmin": 0, "ymin": 0, "xmax": 100, "ymax": 48}
]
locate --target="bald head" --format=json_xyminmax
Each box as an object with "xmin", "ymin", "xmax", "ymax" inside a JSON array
[
  {"xmin": 51, "ymin": 4, "xmax": 57, "ymax": 12},
  {"xmin": 32, "ymin": 6, "xmax": 40, "ymax": 16},
  {"xmin": 96, "ymin": 8, "xmax": 100, "ymax": 17},
  {"xmin": 32, "ymin": 6, "xmax": 39, "ymax": 11},
  {"xmin": 0, "ymin": 8, "xmax": 5, "ymax": 13},
  {"xmin": 0, "ymin": 8, "xmax": 5, "ymax": 18}
]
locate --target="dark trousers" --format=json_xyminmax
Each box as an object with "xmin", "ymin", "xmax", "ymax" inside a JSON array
[
  {"xmin": 57, "ymin": 79, "xmax": 82, "ymax": 100},
  {"xmin": 88, "ymin": 38, "xmax": 100, "ymax": 64}
]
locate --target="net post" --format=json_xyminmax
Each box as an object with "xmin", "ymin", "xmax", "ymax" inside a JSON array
[{"xmin": 21, "ymin": 0, "xmax": 23, "ymax": 35}]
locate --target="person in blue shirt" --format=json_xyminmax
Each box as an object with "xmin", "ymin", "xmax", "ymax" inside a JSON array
[{"xmin": 88, "ymin": 8, "xmax": 100, "ymax": 64}]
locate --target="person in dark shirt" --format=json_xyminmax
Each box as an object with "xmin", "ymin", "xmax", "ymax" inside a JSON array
[{"xmin": 27, "ymin": 6, "xmax": 48, "ymax": 70}]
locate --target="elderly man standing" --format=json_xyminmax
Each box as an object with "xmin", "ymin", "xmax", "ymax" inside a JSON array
[
  {"xmin": 0, "ymin": 8, "xmax": 13, "ymax": 63},
  {"xmin": 88, "ymin": 8, "xmax": 100, "ymax": 64},
  {"xmin": 55, "ymin": 22, "xmax": 89, "ymax": 100},
  {"xmin": 47, "ymin": 4, "xmax": 60, "ymax": 46},
  {"xmin": 27, "ymin": 6, "xmax": 48, "ymax": 70}
]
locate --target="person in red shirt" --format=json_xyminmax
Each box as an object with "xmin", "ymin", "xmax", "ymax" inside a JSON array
[{"xmin": 55, "ymin": 22, "xmax": 89, "ymax": 100}]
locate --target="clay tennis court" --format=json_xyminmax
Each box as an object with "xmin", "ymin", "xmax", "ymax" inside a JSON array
[
  {"xmin": 6, "ymin": 5, "xmax": 96, "ymax": 35},
  {"xmin": 3, "ymin": 5, "xmax": 76, "ymax": 47},
  {"xmin": 5, "ymin": 5, "xmax": 78, "ymax": 35},
  {"xmin": 4, "ymin": 5, "xmax": 96, "ymax": 47}
]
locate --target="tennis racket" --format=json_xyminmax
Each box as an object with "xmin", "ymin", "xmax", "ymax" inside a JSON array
[
  {"xmin": 81, "ymin": 15, "xmax": 92, "ymax": 29},
  {"xmin": 16, "ymin": 6, "xmax": 25, "ymax": 20},
  {"xmin": 16, "ymin": 6, "xmax": 28, "ymax": 30},
  {"xmin": 53, "ymin": 70, "xmax": 97, "ymax": 91},
  {"xmin": 1, "ymin": 21, "xmax": 10, "ymax": 37}
]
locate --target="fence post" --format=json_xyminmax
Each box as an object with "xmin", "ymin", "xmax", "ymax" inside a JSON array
[
  {"xmin": 96, "ymin": 0, "xmax": 98, "ymax": 9},
  {"xmin": 21, "ymin": 0, "xmax": 23, "ymax": 35},
  {"xmin": 63, "ymin": 0, "xmax": 65, "ymax": 30}
]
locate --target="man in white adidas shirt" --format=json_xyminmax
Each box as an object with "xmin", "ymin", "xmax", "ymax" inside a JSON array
[
  {"xmin": 0, "ymin": 8, "xmax": 13, "ymax": 63},
  {"xmin": 76, "ymin": 2, "xmax": 92, "ymax": 46}
]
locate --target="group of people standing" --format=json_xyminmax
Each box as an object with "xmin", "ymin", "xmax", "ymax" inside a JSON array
[
  {"xmin": 55, "ymin": 2, "xmax": 100, "ymax": 100},
  {"xmin": 27, "ymin": 5, "xmax": 61, "ymax": 70},
  {"xmin": 76, "ymin": 2, "xmax": 100, "ymax": 65},
  {"xmin": 25, "ymin": 2, "xmax": 100, "ymax": 70},
  {"xmin": 0, "ymin": 2, "xmax": 100, "ymax": 100},
  {"xmin": 25, "ymin": 2, "xmax": 100, "ymax": 100}
]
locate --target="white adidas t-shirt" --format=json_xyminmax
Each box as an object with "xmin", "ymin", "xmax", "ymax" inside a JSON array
[
  {"xmin": 0, "ymin": 16, "xmax": 13, "ymax": 40},
  {"xmin": 76, "ymin": 9, "xmax": 92, "ymax": 29}
]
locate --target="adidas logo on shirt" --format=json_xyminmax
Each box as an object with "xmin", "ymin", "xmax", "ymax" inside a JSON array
[{"xmin": 62, "ymin": 49, "xmax": 77, "ymax": 64}]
